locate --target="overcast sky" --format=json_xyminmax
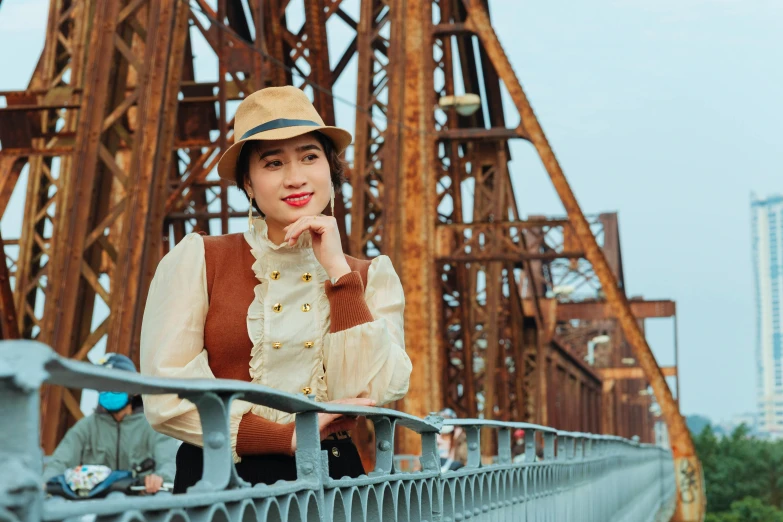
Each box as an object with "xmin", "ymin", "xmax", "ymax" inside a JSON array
[{"xmin": 1, "ymin": 0, "xmax": 780, "ymax": 423}]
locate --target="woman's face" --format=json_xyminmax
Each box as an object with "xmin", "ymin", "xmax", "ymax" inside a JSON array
[{"xmin": 244, "ymin": 133, "xmax": 332, "ymax": 229}]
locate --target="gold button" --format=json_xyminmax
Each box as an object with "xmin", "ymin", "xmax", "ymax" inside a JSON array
[
  {"xmin": 304, "ymin": 341, "xmax": 314, "ymax": 349},
  {"xmin": 331, "ymin": 447, "xmax": 340, "ymax": 457},
  {"xmin": 301, "ymin": 303, "xmax": 311, "ymax": 312},
  {"xmin": 272, "ymin": 303, "xmax": 282, "ymax": 313},
  {"xmin": 270, "ymin": 270, "xmax": 281, "ymax": 280},
  {"xmin": 272, "ymin": 342, "xmax": 282, "ymax": 349},
  {"xmin": 302, "ymin": 272, "xmax": 313, "ymax": 282},
  {"xmin": 302, "ymin": 387, "xmax": 312, "ymax": 395}
]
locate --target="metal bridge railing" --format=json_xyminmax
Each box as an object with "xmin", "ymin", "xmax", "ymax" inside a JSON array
[{"xmin": 0, "ymin": 341, "xmax": 676, "ymax": 522}]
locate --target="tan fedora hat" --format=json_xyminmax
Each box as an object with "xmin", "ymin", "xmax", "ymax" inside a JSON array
[{"xmin": 217, "ymin": 86, "xmax": 353, "ymax": 182}]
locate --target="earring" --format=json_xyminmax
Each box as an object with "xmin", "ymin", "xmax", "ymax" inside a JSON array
[
  {"xmin": 330, "ymin": 185, "xmax": 335, "ymax": 216},
  {"xmin": 247, "ymin": 193, "xmax": 254, "ymax": 231}
]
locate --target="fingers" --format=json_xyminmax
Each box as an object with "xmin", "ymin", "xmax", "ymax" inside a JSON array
[
  {"xmin": 316, "ymin": 409, "xmax": 360, "ymax": 432},
  {"xmin": 144, "ymin": 474, "xmax": 163, "ymax": 494},
  {"xmin": 282, "ymin": 214, "xmax": 328, "ymax": 233},
  {"xmin": 301, "ymin": 398, "xmax": 379, "ymax": 449},
  {"xmin": 318, "ymin": 398, "xmax": 375, "ymax": 430},
  {"xmin": 294, "ymin": 415, "xmax": 357, "ymax": 450},
  {"xmin": 283, "ymin": 216, "xmax": 314, "ymax": 244},
  {"xmin": 329, "ymin": 397, "xmax": 377, "ymax": 407},
  {"xmin": 317, "ymin": 412, "xmax": 342, "ymax": 430},
  {"xmin": 285, "ymin": 216, "xmax": 321, "ymax": 244},
  {"xmin": 284, "ymin": 215, "xmax": 336, "ymax": 245},
  {"xmin": 316, "ymin": 397, "xmax": 375, "ymax": 431},
  {"xmin": 321, "ymin": 418, "xmax": 358, "ymax": 439}
]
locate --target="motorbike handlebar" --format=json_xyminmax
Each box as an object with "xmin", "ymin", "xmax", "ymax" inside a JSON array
[{"xmin": 132, "ymin": 458, "xmax": 156, "ymax": 476}]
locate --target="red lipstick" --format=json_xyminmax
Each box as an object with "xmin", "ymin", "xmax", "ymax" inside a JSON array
[{"xmin": 283, "ymin": 192, "xmax": 313, "ymax": 207}]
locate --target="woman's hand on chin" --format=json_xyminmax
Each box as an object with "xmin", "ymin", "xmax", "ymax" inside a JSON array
[
  {"xmin": 290, "ymin": 397, "xmax": 376, "ymax": 453},
  {"xmin": 283, "ymin": 215, "xmax": 351, "ymax": 279}
]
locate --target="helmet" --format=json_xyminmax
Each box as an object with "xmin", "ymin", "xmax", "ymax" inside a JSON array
[
  {"xmin": 437, "ymin": 408, "xmax": 457, "ymax": 434},
  {"xmin": 437, "ymin": 408, "xmax": 457, "ymax": 419},
  {"xmin": 96, "ymin": 354, "xmax": 137, "ymax": 413},
  {"xmin": 98, "ymin": 353, "xmax": 137, "ymax": 373}
]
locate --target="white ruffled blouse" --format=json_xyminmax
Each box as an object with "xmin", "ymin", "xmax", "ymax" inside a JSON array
[{"xmin": 140, "ymin": 219, "xmax": 412, "ymax": 461}]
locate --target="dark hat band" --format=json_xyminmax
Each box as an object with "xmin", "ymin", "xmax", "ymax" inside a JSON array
[{"xmin": 239, "ymin": 118, "xmax": 320, "ymax": 141}]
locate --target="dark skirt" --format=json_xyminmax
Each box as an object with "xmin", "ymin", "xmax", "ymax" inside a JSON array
[{"xmin": 173, "ymin": 436, "xmax": 365, "ymax": 493}]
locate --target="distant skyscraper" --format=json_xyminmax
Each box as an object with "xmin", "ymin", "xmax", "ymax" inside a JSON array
[{"xmin": 752, "ymin": 194, "xmax": 783, "ymax": 436}]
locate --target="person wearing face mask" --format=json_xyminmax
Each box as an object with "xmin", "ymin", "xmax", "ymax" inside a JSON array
[
  {"xmin": 436, "ymin": 408, "xmax": 467, "ymax": 472},
  {"xmin": 140, "ymin": 86, "xmax": 412, "ymax": 492},
  {"xmin": 42, "ymin": 354, "xmax": 178, "ymax": 493}
]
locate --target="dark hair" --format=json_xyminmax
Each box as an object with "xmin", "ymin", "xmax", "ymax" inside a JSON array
[{"xmin": 235, "ymin": 131, "xmax": 347, "ymax": 215}]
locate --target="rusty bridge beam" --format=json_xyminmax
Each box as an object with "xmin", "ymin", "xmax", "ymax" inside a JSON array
[
  {"xmin": 15, "ymin": 0, "xmax": 91, "ymax": 446},
  {"xmin": 0, "ymin": 229, "xmax": 19, "ymax": 340},
  {"xmin": 8, "ymin": 0, "xmax": 88, "ymax": 344},
  {"xmin": 437, "ymin": 126, "xmax": 528, "ymax": 141},
  {"xmin": 460, "ymin": 0, "xmax": 704, "ymax": 519},
  {"xmin": 600, "ymin": 366, "xmax": 677, "ymax": 380},
  {"xmin": 551, "ymin": 337, "xmax": 602, "ymax": 384},
  {"xmin": 438, "ymin": 219, "xmax": 570, "ymax": 231},
  {"xmin": 106, "ymin": 1, "xmax": 191, "ymax": 365},
  {"xmin": 555, "ymin": 299, "xmax": 676, "ymax": 321},
  {"xmin": 39, "ymin": 0, "xmax": 191, "ymax": 453},
  {"xmin": 438, "ymin": 251, "xmax": 583, "ymax": 263},
  {"xmin": 435, "ymin": 221, "xmax": 583, "ymax": 262},
  {"xmin": 0, "ymin": 156, "xmax": 26, "ymax": 218},
  {"xmin": 350, "ymin": 0, "xmax": 405, "ymax": 258},
  {"xmin": 395, "ymin": 0, "xmax": 440, "ymax": 456}
]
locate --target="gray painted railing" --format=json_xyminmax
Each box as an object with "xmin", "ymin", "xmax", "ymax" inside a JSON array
[{"xmin": 0, "ymin": 341, "xmax": 675, "ymax": 522}]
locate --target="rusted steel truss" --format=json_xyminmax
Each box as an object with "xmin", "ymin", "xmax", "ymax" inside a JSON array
[
  {"xmin": 1, "ymin": 1, "xmax": 703, "ymax": 517},
  {"xmin": 456, "ymin": 0, "xmax": 704, "ymax": 518},
  {"xmin": 0, "ymin": 0, "xmax": 363, "ymax": 452},
  {"xmin": 0, "ymin": 229, "xmax": 19, "ymax": 340}
]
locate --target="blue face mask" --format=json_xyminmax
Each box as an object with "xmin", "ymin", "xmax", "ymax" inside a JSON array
[{"xmin": 98, "ymin": 392, "xmax": 129, "ymax": 413}]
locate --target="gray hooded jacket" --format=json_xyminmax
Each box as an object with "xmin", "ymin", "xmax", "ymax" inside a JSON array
[{"xmin": 42, "ymin": 409, "xmax": 178, "ymax": 483}]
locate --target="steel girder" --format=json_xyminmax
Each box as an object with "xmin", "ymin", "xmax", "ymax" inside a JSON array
[{"xmin": 0, "ymin": 2, "xmax": 703, "ymax": 516}]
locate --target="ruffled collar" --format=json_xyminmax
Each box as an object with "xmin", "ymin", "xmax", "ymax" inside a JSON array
[
  {"xmin": 244, "ymin": 217, "xmax": 313, "ymax": 252},
  {"xmin": 242, "ymin": 216, "xmax": 331, "ymax": 425}
]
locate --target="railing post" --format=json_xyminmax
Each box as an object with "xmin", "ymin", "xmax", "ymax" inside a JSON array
[
  {"xmin": 497, "ymin": 427, "xmax": 512, "ymax": 465},
  {"xmin": 543, "ymin": 432, "xmax": 555, "ymax": 460},
  {"xmin": 368, "ymin": 415, "xmax": 395, "ymax": 475},
  {"xmin": 420, "ymin": 428, "xmax": 440, "ymax": 472},
  {"xmin": 464, "ymin": 425, "xmax": 482, "ymax": 469},
  {"xmin": 180, "ymin": 391, "xmax": 249, "ymax": 492},
  {"xmin": 543, "ymin": 431, "xmax": 556, "ymax": 519},
  {"xmin": 0, "ymin": 341, "xmax": 48, "ymax": 522},
  {"xmin": 524, "ymin": 428, "xmax": 536, "ymax": 462},
  {"xmin": 294, "ymin": 410, "xmax": 326, "ymax": 484}
]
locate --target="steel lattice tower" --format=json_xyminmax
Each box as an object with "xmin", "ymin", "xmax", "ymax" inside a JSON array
[{"xmin": 0, "ymin": 1, "xmax": 703, "ymax": 518}]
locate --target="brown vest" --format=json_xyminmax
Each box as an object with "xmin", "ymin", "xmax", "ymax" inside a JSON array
[{"xmin": 201, "ymin": 233, "xmax": 370, "ymax": 382}]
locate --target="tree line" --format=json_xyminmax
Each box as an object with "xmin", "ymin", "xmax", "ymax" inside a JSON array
[{"xmin": 695, "ymin": 423, "xmax": 783, "ymax": 521}]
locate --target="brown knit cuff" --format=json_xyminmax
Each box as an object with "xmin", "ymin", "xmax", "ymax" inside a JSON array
[
  {"xmin": 325, "ymin": 271, "xmax": 374, "ymax": 333},
  {"xmin": 236, "ymin": 413, "xmax": 296, "ymax": 456}
]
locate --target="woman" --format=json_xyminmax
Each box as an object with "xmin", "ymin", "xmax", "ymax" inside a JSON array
[
  {"xmin": 436, "ymin": 408, "xmax": 466, "ymax": 472},
  {"xmin": 140, "ymin": 86, "xmax": 412, "ymax": 492}
]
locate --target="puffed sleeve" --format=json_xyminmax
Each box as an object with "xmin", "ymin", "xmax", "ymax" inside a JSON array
[
  {"xmin": 140, "ymin": 233, "xmax": 257, "ymax": 461},
  {"xmin": 323, "ymin": 255, "xmax": 412, "ymax": 404}
]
